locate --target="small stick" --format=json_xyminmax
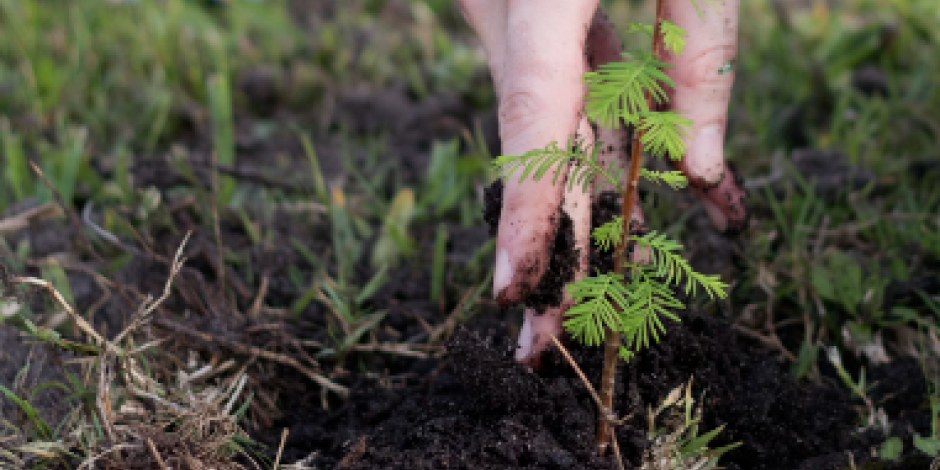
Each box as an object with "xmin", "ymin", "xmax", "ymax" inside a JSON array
[
  {"xmin": 28, "ymin": 161, "xmax": 97, "ymax": 259},
  {"xmin": 248, "ymin": 274, "xmax": 269, "ymax": 317},
  {"xmin": 273, "ymin": 428, "xmax": 289, "ymax": 470},
  {"xmin": 551, "ymin": 335, "xmax": 626, "ymax": 468},
  {"xmin": 550, "ymin": 335, "xmax": 623, "ymax": 427},
  {"xmin": 155, "ymin": 318, "xmax": 349, "ymax": 398},
  {"xmin": 147, "ymin": 439, "xmax": 170, "ymax": 470}
]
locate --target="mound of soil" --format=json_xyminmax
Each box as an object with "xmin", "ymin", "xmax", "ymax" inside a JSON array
[
  {"xmin": 258, "ymin": 182, "xmax": 931, "ymax": 470},
  {"xmin": 273, "ymin": 311, "xmax": 930, "ymax": 470}
]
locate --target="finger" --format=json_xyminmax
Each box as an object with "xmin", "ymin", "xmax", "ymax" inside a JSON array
[
  {"xmin": 515, "ymin": 307, "xmax": 562, "ymax": 368},
  {"xmin": 515, "ymin": 115, "xmax": 595, "ymax": 368},
  {"xmin": 457, "ymin": 0, "xmax": 508, "ymax": 94},
  {"xmin": 587, "ymin": 8, "xmax": 631, "ymax": 194},
  {"xmin": 494, "ymin": 0, "xmax": 599, "ymax": 304},
  {"xmin": 661, "ymin": 0, "xmax": 747, "ymax": 233}
]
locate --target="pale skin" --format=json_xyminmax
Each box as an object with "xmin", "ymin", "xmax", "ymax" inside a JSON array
[{"xmin": 458, "ymin": 0, "xmax": 746, "ymax": 368}]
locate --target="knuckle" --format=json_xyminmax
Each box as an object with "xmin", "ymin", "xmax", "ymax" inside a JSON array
[{"xmin": 498, "ymin": 89, "xmax": 550, "ymax": 142}]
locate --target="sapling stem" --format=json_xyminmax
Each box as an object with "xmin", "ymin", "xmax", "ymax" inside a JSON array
[
  {"xmin": 491, "ymin": 0, "xmax": 729, "ymax": 458},
  {"xmin": 596, "ymin": 0, "xmax": 667, "ymax": 452}
]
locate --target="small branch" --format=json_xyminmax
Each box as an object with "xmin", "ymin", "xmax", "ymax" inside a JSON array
[
  {"xmin": 551, "ymin": 336, "xmax": 626, "ymax": 469},
  {"xmin": 155, "ymin": 318, "xmax": 349, "ymax": 398},
  {"xmin": 550, "ymin": 336, "xmax": 624, "ymax": 426},
  {"xmin": 147, "ymin": 438, "xmax": 170, "ymax": 470},
  {"xmin": 274, "ymin": 428, "xmax": 289, "ymax": 470},
  {"xmin": 28, "ymin": 161, "xmax": 98, "ymax": 259}
]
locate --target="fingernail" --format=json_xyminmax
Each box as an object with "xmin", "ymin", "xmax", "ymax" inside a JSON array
[
  {"xmin": 515, "ymin": 313, "xmax": 533, "ymax": 361},
  {"xmin": 703, "ymin": 199, "xmax": 728, "ymax": 232},
  {"xmin": 494, "ymin": 248, "xmax": 512, "ymax": 298},
  {"xmin": 688, "ymin": 124, "xmax": 724, "ymax": 182}
]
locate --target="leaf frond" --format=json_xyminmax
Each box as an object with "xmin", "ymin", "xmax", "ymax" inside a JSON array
[
  {"xmin": 639, "ymin": 110, "xmax": 692, "ymax": 159},
  {"xmin": 619, "ymin": 269, "xmax": 683, "ymax": 352},
  {"xmin": 631, "ymin": 231, "xmax": 729, "ymax": 299},
  {"xmin": 641, "ymin": 169, "xmax": 688, "ymax": 189},
  {"xmin": 493, "ymin": 140, "xmax": 625, "ymax": 193},
  {"xmin": 584, "ymin": 52, "xmax": 675, "ymax": 128},
  {"xmin": 661, "ymin": 20, "xmax": 688, "ymax": 55},
  {"xmin": 592, "ymin": 216, "xmax": 625, "ymax": 252},
  {"xmin": 563, "ymin": 273, "xmax": 631, "ymax": 347},
  {"xmin": 492, "ymin": 141, "xmax": 574, "ymax": 187}
]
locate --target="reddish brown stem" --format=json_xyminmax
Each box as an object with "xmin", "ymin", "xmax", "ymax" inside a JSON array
[{"xmin": 595, "ymin": 0, "xmax": 666, "ymax": 453}]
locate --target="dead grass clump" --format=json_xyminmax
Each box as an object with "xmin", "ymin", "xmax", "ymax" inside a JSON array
[{"xmin": 1, "ymin": 233, "xmax": 264, "ymax": 470}]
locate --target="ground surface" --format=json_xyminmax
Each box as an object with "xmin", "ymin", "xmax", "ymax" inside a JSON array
[{"xmin": 0, "ymin": 1, "xmax": 938, "ymax": 469}]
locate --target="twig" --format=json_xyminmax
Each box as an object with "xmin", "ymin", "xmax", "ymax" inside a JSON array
[
  {"xmin": 550, "ymin": 335, "xmax": 627, "ymax": 468},
  {"xmin": 248, "ymin": 274, "xmax": 269, "ymax": 317},
  {"xmin": 113, "ymin": 231, "xmax": 190, "ymax": 345},
  {"xmin": 273, "ymin": 429, "xmax": 289, "ymax": 470},
  {"xmin": 11, "ymin": 276, "xmax": 106, "ymax": 346},
  {"xmin": 82, "ymin": 202, "xmax": 147, "ymax": 257},
  {"xmin": 550, "ymin": 336, "xmax": 625, "ymax": 426},
  {"xmin": 146, "ymin": 439, "xmax": 170, "ymax": 470},
  {"xmin": 428, "ymin": 275, "xmax": 490, "ymax": 344},
  {"xmin": 28, "ymin": 161, "xmax": 97, "ymax": 259},
  {"xmin": 0, "ymin": 202, "xmax": 62, "ymax": 234},
  {"xmin": 302, "ymin": 340, "xmax": 431, "ymax": 359},
  {"xmin": 609, "ymin": 430, "xmax": 626, "ymax": 470},
  {"xmin": 154, "ymin": 318, "xmax": 349, "ymax": 398}
]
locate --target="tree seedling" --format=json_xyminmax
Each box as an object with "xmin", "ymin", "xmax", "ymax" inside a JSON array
[{"xmin": 493, "ymin": 0, "xmax": 729, "ymax": 452}]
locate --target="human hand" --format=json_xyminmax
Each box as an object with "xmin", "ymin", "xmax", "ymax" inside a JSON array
[{"xmin": 459, "ymin": 0, "xmax": 747, "ymax": 368}]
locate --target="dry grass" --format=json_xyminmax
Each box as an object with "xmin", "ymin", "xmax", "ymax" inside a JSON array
[{"xmin": 1, "ymin": 234, "xmax": 265, "ymax": 470}]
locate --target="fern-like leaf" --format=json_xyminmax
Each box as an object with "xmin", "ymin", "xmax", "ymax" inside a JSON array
[
  {"xmin": 619, "ymin": 269, "xmax": 683, "ymax": 351},
  {"xmin": 564, "ymin": 273, "xmax": 632, "ymax": 347},
  {"xmin": 660, "ymin": 20, "xmax": 688, "ymax": 55},
  {"xmin": 641, "ymin": 169, "xmax": 688, "ymax": 189},
  {"xmin": 492, "ymin": 141, "xmax": 574, "ymax": 187},
  {"xmin": 493, "ymin": 140, "xmax": 625, "ymax": 194},
  {"xmin": 639, "ymin": 110, "xmax": 692, "ymax": 159},
  {"xmin": 592, "ymin": 216, "xmax": 625, "ymax": 252},
  {"xmin": 631, "ymin": 231, "xmax": 729, "ymax": 298},
  {"xmin": 627, "ymin": 21, "xmax": 654, "ymax": 37},
  {"xmin": 584, "ymin": 52, "xmax": 675, "ymax": 128},
  {"xmin": 567, "ymin": 142, "xmax": 625, "ymax": 193}
]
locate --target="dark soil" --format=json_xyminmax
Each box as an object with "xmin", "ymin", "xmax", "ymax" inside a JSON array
[
  {"xmin": 252, "ymin": 181, "xmax": 931, "ymax": 470},
  {"xmin": 264, "ymin": 308, "xmax": 932, "ymax": 470}
]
